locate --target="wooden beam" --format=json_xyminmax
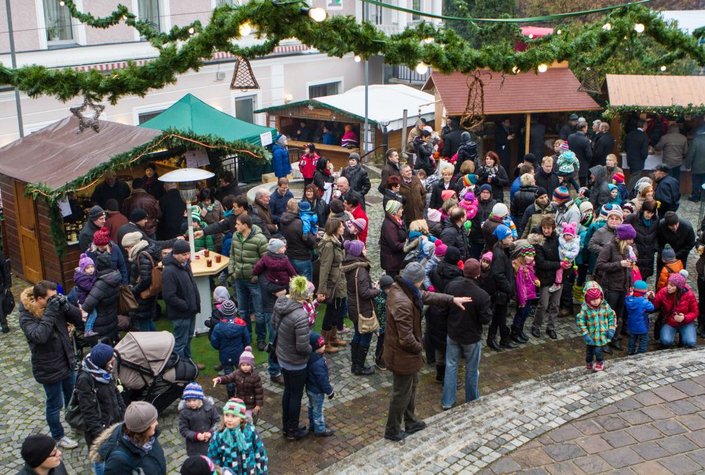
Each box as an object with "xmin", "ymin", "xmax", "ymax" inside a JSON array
[{"xmin": 524, "ymin": 113, "xmax": 531, "ymax": 156}]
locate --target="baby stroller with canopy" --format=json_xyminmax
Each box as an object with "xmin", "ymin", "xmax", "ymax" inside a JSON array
[{"xmin": 114, "ymin": 331, "xmax": 198, "ymax": 414}]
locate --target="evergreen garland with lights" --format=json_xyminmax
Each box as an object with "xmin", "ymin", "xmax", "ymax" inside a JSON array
[{"xmin": 0, "ymin": 2, "xmax": 703, "ymax": 105}]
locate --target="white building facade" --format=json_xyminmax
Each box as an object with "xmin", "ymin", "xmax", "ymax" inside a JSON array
[{"xmin": 0, "ymin": 0, "xmax": 441, "ymax": 146}]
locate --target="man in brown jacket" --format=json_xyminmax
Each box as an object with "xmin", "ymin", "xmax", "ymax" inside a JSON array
[{"xmin": 383, "ymin": 262, "xmax": 472, "ymax": 442}]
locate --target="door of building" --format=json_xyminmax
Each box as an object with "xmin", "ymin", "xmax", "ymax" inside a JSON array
[{"xmin": 14, "ymin": 182, "xmax": 43, "ymax": 283}]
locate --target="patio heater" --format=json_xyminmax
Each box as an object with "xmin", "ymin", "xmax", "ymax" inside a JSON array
[{"xmin": 159, "ymin": 167, "xmax": 215, "ymax": 259}]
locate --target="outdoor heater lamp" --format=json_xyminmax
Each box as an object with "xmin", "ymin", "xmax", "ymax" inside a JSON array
[{"xmin": 159, "ymin": 167, "xmax": 215, "ymax": 259}]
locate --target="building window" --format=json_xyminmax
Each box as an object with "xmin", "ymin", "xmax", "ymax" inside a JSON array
[
  {"xmin": 411, "ymin": 0, "xmax": 421, "ymax": 21},
  {"xmin": 327, "ymin": 0, "xmax": 343, "ymax": 9},
  {"xmin": 308, "ymin": 81, "xmax": 341, "ymax": 99},
  {"xmin": 235, "ymin": 96, "xmax": 256, "ymax": 124},
  {"xmin": 44, "ymin": 0, "xmax": 74, "ymax": 43},
  {"xmin": 138, "ymin": 0, "xmax": 161, "ymax": 31},
  {"xmin": 137, "ymin": 110, "xmax": 164, "ymax": 124},
  {"xmin": 215, "ymin": 0, "xmax": 238, "ymax": 5}
]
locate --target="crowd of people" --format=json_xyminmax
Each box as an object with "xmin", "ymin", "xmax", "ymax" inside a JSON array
[{"xmin": 10, "ymin": 112, "xmax": 705, "ymax": 473}]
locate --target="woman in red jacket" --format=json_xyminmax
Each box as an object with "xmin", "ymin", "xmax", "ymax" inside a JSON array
[
  {"xmin": 298, "ymin": 143, "xmax": 319, "ymax": 187},
  {"xmin": 652, "ymin": 271, "xmax": 698, "ymax": 348}
]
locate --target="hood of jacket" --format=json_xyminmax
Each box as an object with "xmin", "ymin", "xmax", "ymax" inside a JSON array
[
  {"xmin": 435, "ymin": 261, "xmax": 463, "ymax": 281},
  {"xmin": 178, "ymin": 396, "xmax": 215, "ymax": 412},
  {"xmin": 273, "ymin": 296, "xmax": 304, "ymax": 316},
  {"xmin": 590, "ymin": 165, "xmax": 608, "ymax": 186},
  {"xmin": 98, "ymin": 269, "xmax": 122, "ymax": 287},
  {"xmin": 342, "ymin": 255, "xmax": 370, "ymax": 272},
  {"xmin": 279, "ymin": 211, "xmax": 299, "ymax": 227},
  {"xmin": 163, "ymin": 253, "xmax": 186, "ymax": 270},
  {"xmin": 262, "ymin": 251, "xmax": 294, "ymax": 270},
  {"xmin": 20, "ymin": 287, "xmax": 43, "ymax": 318},
  {"xmin": 214, "ymin": 317, "xmax": 248, "ymax": 337}
]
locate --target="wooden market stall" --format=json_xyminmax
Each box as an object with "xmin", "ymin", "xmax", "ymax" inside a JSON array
[
  {"xmin": 605, "ymin": 74, "xmax": 705, "ymax": 192},
  {"xmin": 255, "ymin": 84, "xmax": 435, "ymax": 169},
  {"xmin": 422, "ymin": 65, "xmax": 602, "ymax": 169},
  {"xmin": 0, "ymin": 116, "xmax": 267, "ymax": 287}
]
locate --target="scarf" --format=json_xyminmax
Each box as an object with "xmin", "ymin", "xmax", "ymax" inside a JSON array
[
  {"xmin": 83, "ymin": 357, "xmax": 112, "ymax": 384},
  {"xmin": 221, "ymin": 425, "xmax": 249, "ymax": 453},
  {"xmin": 128, "ymin": 240, "xmax": 150, "ymax": 262},
  {"xmin": 123, "ymin": 434, "xmax": 156, "ymax": 454}
]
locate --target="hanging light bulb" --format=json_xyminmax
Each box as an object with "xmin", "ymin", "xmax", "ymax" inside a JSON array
[
  {"xmin": 660, "ymin": 65, "xmax": 667, "ymax": 72},
  {"xmin": 188, "ymin": 27, "xmax": 195, "ymax": 35},
  {"xmin": 511, "ymin": 66, "xmax": 520, "ymax": 74},
  {"xmin": 528, "ymin": 33, "xmax": 534, "ymax": 39},
  {"xmin": 634, "ymin": 23, "xmax": 645, "ymax": 33},
  {"xmin": 308, "ymin": 7, "xmax": 327, "ymax": 22},
  {"xmin": 354, "ymin": 55, "xmax": 362, "ymax": 63},
  {"xmin": 537, "ymin": 63, "xmax": 548, "ymax": 73},
  {"xmin": 415, "ymin": 62, "xmax": 429, "ymax": 75},
  {"xmin": 59, "ymin": 0, "xmax": 65, "ymax": 5},
  {"xmin": 423, "ymin": 37, "xmax": 434, "ymax": 44},
  {"xmin": 239, "ymin": 22, "xmax": 252, "ymax": 36},
  {"xmin": 602, "ymin": 23, "xmax": 612, "ymax": 31},
  {"xmin": 556, "ymin": 29, "xmax": 562, "ymax": 35}
]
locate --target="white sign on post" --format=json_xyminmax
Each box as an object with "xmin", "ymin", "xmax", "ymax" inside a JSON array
[
  {"xmin": 185, "ymin": 149, "xmax": 210, "ymax": 168},
  {"xmin": 260, "ymin": 131, "xmax": 273, "ymax": 147}
]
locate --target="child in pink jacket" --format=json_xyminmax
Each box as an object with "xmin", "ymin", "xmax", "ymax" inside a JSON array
[{"xmin": 511, "ymin": 240, "xmax": 539, "ymax": 344}]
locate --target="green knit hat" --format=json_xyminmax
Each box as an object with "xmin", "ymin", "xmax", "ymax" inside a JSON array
[{"xmin": 223, "ymin": 398, "xmax": 247, "ymax": 418}]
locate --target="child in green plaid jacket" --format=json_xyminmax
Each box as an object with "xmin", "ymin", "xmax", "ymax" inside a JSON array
[{"xmin": 576, "ymin": 281, "xmax": 616, "ymax": 373}]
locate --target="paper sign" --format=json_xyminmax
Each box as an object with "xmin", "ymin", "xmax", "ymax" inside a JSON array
[
  {"xmin": 260, "ymin": 131, "xmax": 273, "ymax": 147},
  {"xmin": 185, "ymin": 149, "xmax": 210, "ymax": 168},
  {"xmin": 57, "ymin": 198, "xmax": 72, "ymax": 218}
]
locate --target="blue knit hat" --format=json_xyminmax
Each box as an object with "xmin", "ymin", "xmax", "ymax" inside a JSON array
[
  {"xmin": 299, "ymin": 200, "xmax": 311, "ymax": 212},
  {"xmin": 633, "ymin": 280, "xmax": 648, "ymax": 296},
  {"xmin": 493, "ymin": 224, "xmax": 512, "ymax": 241},
  {"xmin": 89, "ymin": 343, "xmax": 114, "ymax": 369},
  {"xmin": 479, "ymin": 184, "xmax": 492, "ymax": 194},
  {"xmin": 310, "ymin": 332, "xmax": 325, "ymax": 350},
  {"xmin": 183, "ymin": 382, "xmax": 204, "ymax": 400}
]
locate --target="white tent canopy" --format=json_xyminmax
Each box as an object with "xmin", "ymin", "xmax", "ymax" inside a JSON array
[{"xmin": 313, "ymin": 84, "xmax": 436, "ymax": 132}]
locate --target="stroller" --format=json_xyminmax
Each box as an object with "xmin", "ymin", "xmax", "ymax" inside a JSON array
[{"xmin": 114, "ymin": 331, "xmax": 199, "ymax": 414}]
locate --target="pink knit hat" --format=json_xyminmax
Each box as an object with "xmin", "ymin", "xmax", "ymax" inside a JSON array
[
  {"xmin": 562, "ymin": 222, "xmax": 577, "ymax": 238},
  {"xmin": 668, "ymin": 271, "xmax": 687, "ymax": 289},
  {"xmin": 434, "ymin": 239, "xmax": 448, "ymax": 257},
  {"xmin": 78, "ymin": 253, "xmax": 95, "ymax": 273},
  {"xmin": 239, "ymin": 346, "xmax": 255, "ymax": 367},
  {"xmin": 481, "ymin": 251, "xmax": 493, "ymax": 263},
  {"xmin": 441, "ymin": 190, "xmax": 456, "ymax": 202}
]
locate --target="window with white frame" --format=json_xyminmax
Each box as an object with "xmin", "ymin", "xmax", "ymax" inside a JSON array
[
  {"xmin": 235, "ymin": 96, "xmax": 257, "ymax": 124},
  {"xmin": 215, "ymin": 0, "xmax": 238, "ymax": 6},
  {"xmin": 308, "ymin": 81, "xmax": 341, "ymax": 99},
  {"xmin": 44, "ymin": 0, "xmax": 74, "ymax": 43},
  {"xmin": 411, "ymin": 0, "xmax": 421, "ymax": 21},
  {"xmin": 137, "ymin": 110, "xmax": 165, "ymax": 124},
  {"xmin": 138, "ymin": 0, "xmax": 161, "ymax": 31}
]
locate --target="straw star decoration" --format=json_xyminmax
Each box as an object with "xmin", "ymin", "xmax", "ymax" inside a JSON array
[{"xmin": 70, "ymin": 96, "xmax": 105, "ymax": 133}]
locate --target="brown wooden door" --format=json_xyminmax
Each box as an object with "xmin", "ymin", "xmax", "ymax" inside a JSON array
[{"xmin": 14, "ymin": 182, "xmax": 43, "ymax": 282}]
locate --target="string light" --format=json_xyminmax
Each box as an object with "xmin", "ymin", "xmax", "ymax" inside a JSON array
[
  {"xmin": 556, "ymin": 29, "xmax": 562, "ymax": 35},
  {"xmin": 308, "ymin": 7, "xmax": 327, "ymax": 22},
  {"xmin": 415, "ymin": 62, "xmax": 429, "ymax": 75},
  {"xmin": 660, "ymin": 65, "xmax": 667, "ymax": 71},
  {"xmin": 238, "ymin": 22, "xmax": 252, "ymax": 36},
  {"xmin": 423, "ymin": 37, "xmax": 434, "ymax": 44},
  {"xmin": 354, "ymin": 55, "xmax": 361, "ymax": 62},
  {"xmin": 188, "ymin": 27, "xmax": 195, "ymax": 35},
  {"xmin": 634, "ymin": 23, "xmax": 645, "ymax": 33},
  {"xmin": 537, "ymin": 63, "xmax": 548, "ymax": 73},
  {"xmin": 59, "ymin": 0, "xmax": 65, "ymax": 5},
  {"xmin": 528, "ymin": 33, "xmax": 534, "ymax": 39},
  {"xmin": 512, "ymin": 66, "xmax": 520, "ymax": 74},
  {"xmin": 602, "ymin": 23, "xmax": 612, "ymax": 30}
]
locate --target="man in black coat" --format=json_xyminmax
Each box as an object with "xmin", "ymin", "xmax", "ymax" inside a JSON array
[
  {"xmin": 653, "ymin": 164, "xmax": 681, "ymax": 217},
  {"xmin": 487, "ymin": 225, "xmax": 516, "ymax": 351},
  {"xmin": 162, "ymin": 241, "xmax": 201, "ymax": 359},
  {"xmin": 439, "ymin": 207, "xmax": 469, "ymax": 261},
  {"xmin": 440, "ymin": 258, "xmax": 492, "ymax": 409},
  {"xmin": 495, "ymin": 117, "xmax": 515, "ymax": 171},
  {"xmin": 215, "ymin": 170, "xmax": 240, "ymax": 204},
  {"xmin": 624, "ymin": 120, "xmax": 649, "ymax": 191},
  {"xmin": 378, "ymin": 149, "xmax": 403, "ymax": 193},
  {"xmin": 658, "ymin": 211, "xmax": 695, "ymax": 269},
  {"xmin": 441, "ymin": 118, "xmax": 463, "ymax": 159},
  {"xmin": 531, "ymin": 216, "xmax": 562, "ymax": 340},
  {"xmin": 341, "ymin": 153, "xmax": 372, "ymax": 206},
  {"xmin": 91, "ymin": 170, "xmax": 131, "ymax": 210},
  {"xmin": 568, "ymin": 122, "xmax": 593, "ymax": 186},
  {"xmin": 19, "ymin": 281, "xmax": 83, "ymax": 449},
  {"xmin": 158, "ymin": 183, "xmax": 187, "ymax": 240},
  {"xmin": 81, "ymin": 254, "xmax": 122, "ymax": 343},
  {"xmin": 280, "ymin": 200, "xmax": 316, "ymax": 281},
  {"xmin": 79, "ymin": 206, "xmax": 106, "ymax": 252},
  {"xmin": 535, "ymin": 156, "xmax": 559, "ymax": 194},
  {"xmin": 592, "ymin": 122, "xmax": 615, "ymax": 167},
  {"xmin": 559, "ymin": 113, "xmax": 579, "ymax": 140}
]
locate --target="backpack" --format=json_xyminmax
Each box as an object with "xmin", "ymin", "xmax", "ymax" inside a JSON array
[
  {"xmin": 66, "ymin": 373, "xmax": 100, "ymax": 431},
  {"xmin": 138, "ymin": 252, "xmax": 162, "ymax": 299}
]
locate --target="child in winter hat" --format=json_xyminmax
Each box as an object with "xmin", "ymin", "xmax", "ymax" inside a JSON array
[
  {"xmin": 576, "ymin": 281, "xmax": 617, "ymax": 372},
  {"xmin": 625, "ymin": 280, "xmax": 655, "ymax": 355},
  {"xmin": 178, "ymin": 382, "xmax": 220, "ymax": 456},
  {"xmin": 305, "ymin": 332, "xmax": 335, "ymax": 437},
  {"xmin": 213, "ymin": 346, "xmax": 264, "ymax": 424},
  {"xmin": 73, "ymin": 253, "xmax": 99, "ymax": 336},
  {"xmin": 552, "ymin": 222, "xmax": 580, "ymax": 293},
  {"xmin": 299, "ymin": 200, "xmax": 319, "ymax": 236},
  {"xmin": 209, "ymin": 399, "xmax": 268, "ymax": 472},
  {"xmin": 657, "ymin": 244, "xmax": 684, "ymax": 291},
  {"xmin": 210, "ymin": 300, "xmax": 250, "ymax": 397}
]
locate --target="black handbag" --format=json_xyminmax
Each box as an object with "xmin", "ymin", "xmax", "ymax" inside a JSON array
[
  {"xmin": 2, "ymin": 289, "xmax": 15, "ymax": 315},
  {"xmin": 66, "ymin": 375, "xmax": 100, "ymax": 432}
]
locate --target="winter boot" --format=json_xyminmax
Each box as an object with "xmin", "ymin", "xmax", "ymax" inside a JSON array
[
  {"xmin": 353, "ymin": 345, "xmax": 375, "ymax": 375},
  {"xmin": 330, "ymin": 327, "xmax": 348, "ymax": 347},
  {"xmin": 510, "ymin": 327, "xmax": 525, "ymax": 344},
  {"xmin": 322, "ymin": 330, "xmax": 340, "ymax": 353},
  {"xmin": 435, "ymin": 364, "xmax": 446, "ymax": 383},
  {"xmin": 350, "ymin": 343, "xmax": 359, "ymax": 373}
]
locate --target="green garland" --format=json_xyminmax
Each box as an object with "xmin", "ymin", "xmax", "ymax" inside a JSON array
[
  {"xmin": 24, "ymin": 129, "xmax": 270, "ymax": 257},
  {"xmin": 603, "ymin": 103, "xmax": 705, "ymax": 120},
  {"xmin": 0, "ymin": 2, "xmax": 703, "ymax": 104}
]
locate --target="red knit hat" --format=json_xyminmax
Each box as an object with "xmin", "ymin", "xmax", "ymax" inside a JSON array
[
  {"xmin": 613, "ymin": 172, "xmax": 625, "ymax": 184},
  {"xmin": 585, "ymin": 287, "xmax": 603, "ymax": 306},
  {"xmin": 93, "ymin": 227, "xmax": 111, "ymax": 246}
]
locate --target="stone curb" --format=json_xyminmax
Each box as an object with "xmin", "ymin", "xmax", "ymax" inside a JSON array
[{"xmin": 324, "ymin": 348, "xmax": 705, "ymax": 474}]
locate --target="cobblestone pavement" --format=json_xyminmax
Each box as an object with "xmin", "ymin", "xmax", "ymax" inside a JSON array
[{"xmin": 1, "ymin": 181, "xmax": 704, "ymax": 473}]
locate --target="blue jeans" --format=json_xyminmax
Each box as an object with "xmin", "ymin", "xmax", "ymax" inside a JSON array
[
  {"xmin": 351, "ymin": 320, "xmax": 373, "ymax": 346},
  {"xmin": 43, "ymin": 372, "xmax": 76, "ymax": 440},
  {"xmin": 306, "ymin": 390, "xmax": 327, "ymax": 434},
  {"xmin": 586, "ymin": 344, "xmax": 604, "ymax": 364},
  {"xmin": 660, "ymin": 323, "xmax": 697, "ymax": 348},
  {"xmin": 512, "ymin": 302, "xmax": 534, "ymax": 332},
  {"xmin": 265, "ymin": 312, "xmax": 281, "ymax": 378},
  {"xmin": 136, "ymin": 319, "xmax": 156, "ymax": 331},
  {"xmin": 235, "ymin": 279, "xmax": 266, "ymax": 342},
  {"xmin": 441, "ymin": 337, "xmax": 481, "ymax": 409},
  {"xmin": 94, "ymin": 462, "xmax": 105, "ymax": 475},
  {"xmin": 628, "ymin": 332, "xmax": 649, "ymax": 354},
  {"xmin": 291, "ymin": 259, "xmax": 313, "ymax": 282},
  {"xmin": 172, "ymin": 318, "xmax": 195, "ymax": 359},
  {"xmin": 84, "ymin": 309, "xmax": 98, "ymax": 332}
]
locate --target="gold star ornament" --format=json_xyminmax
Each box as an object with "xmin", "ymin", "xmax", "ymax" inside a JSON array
[{"xmin": 70, "ymin": 96, "xmax": 105, "ymax": 133}]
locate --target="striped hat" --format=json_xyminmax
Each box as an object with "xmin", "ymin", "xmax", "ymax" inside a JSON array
[
  {"xmin": 462, "ymin": 174, "xmax": 478, "ymax": 187},
  {"xmin": 385, "ymin": 200, "xmax": 403, "ymax": 215},
  {"xmin": 239, "ymin": 346, "xmax": 255, "ymax": 366},
  {"xmin": 552, "ymin": 186, "xmax": 570, "ymax": 203},
  {"xmin": 223, "ymin": 398, "xmax": 247, "ymax": 418},
  {"xmin": 559, "ymin": 142, "xmax": 570, "ymax": 151},
  {"xmin": 183, "ymin": 382, "xmax": 204, "ymax": 400},
  {"xmin": 613, "ymin": 172, "xmax": 625, "ymax": 184},
  {"xmin": 633, "ymin": 280, "xmax": 648, "ymax": 296},
  {"xmin": 221, "ymin": 299, "xmax": 237, "ymax": 317}
]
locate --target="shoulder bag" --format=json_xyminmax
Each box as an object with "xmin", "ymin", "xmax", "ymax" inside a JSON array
[
  {"xmin": 355, "ymin": 267, "xmax": 379, "ymax": 334},
  {"xmin": 138, "ymin": 252, "xmax": 163, "ymax": 299},
  {"xmin": 118, "ymin": 285, "xmax": 138, "ymax": 314},
  {"xmin": 66, "ymin": 374, "xmax": 101, "ymax": 432}
]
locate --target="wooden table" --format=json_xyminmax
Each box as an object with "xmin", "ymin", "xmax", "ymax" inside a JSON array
[{"xmin": 191, "ymin": 251, "xmax": 229, "ymax": 334}]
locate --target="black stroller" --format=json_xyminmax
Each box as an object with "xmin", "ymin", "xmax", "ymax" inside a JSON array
[{"xmin": 114, "ymin": 331, "xmax": 198, "ymax": 414}]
